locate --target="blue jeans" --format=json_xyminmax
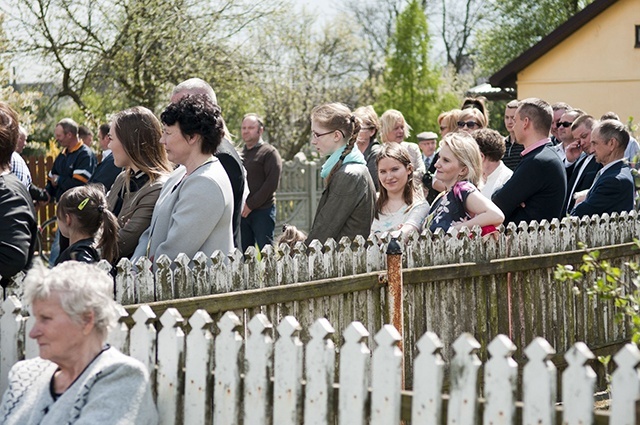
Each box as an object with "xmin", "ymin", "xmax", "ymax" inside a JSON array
[
  {"xmin": 241, "ymin": 205, "xmax": 276, "ymax": 253},
  {"xmin": 49, "ymin": 229, "xmax": 60, "ymax": 267}
]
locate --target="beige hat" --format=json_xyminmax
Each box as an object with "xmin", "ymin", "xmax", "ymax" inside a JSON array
[{"xmin": 416, "ymin": 131, "xmax": 438, "ymax": 141}]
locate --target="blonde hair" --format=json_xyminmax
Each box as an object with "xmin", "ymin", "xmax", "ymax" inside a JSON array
[
  {"xmin": 379, "ymin": 109, "xmax": 411, "ymax": 143},
  {"xmin": 438, "ymin": 109, "xmax": 461, "ymax": 135},
  {"xmin": 458, "ymin": 108, "xmax": 487, "ymax": 129},
  {"xmin": 353, "ymin": 105, "xmax": 380, "ymax": 140},
  {"xmin": 440, "ymin": 132, "xmax": 483, "ymax": 186}
]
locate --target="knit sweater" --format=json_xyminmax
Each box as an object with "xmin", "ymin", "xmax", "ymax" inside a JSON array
[{"xmin": 0, "ymin": 347, "xmax": 157, "ymax": 424}]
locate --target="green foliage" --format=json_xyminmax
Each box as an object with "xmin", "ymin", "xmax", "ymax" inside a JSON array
[
  {"xmin": 375, "ymin": 0, "xmax": 458, "ymax": 139},
  {"xmin": 475, "ymin": 0, "xmax": 594, "ymax": 76},
  {"xmin": 554, "ymin": 241, "xmax": 640, "ymax": 344}
]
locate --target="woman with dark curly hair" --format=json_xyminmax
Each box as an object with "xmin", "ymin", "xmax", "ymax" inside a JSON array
[{"xmin": 133, "ymin": 94, "xmax": 234, "ymax": 263}]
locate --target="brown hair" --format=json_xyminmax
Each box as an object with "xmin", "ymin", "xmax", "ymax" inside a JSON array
[
  {"xmin": 374, "ymin": 143, "xmax": 415, "ymax": 219},
  {"xmin": 57, "ymin": 185, "xmax": 119, "ymax": 263},
  {"xmin": 0, "ymin": 102, "xmax": 19, "ymax": 167},
  {"xmin": 472, "ymin": 128, "xmax": 505, "ymax": 162},
  {"xmin": 310, "ymin": 103, "xmax": 361, "ymax": 184},
  {"xmin": 353, "ymin": 105, "xmax": 380, "ymax": 141},
  {"xmin": 111, "ymin": 106, "xmax": 173, "ymax": 189}
]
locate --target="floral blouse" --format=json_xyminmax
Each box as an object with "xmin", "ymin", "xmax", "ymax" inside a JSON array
[{"xmin": 426, "ymin": 180, "xmax": 477, "ymax": 233}]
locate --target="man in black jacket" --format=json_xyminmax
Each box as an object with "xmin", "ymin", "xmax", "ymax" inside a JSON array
[
  {"xmin": 492, "ymin": 98, "xmax": 566, "ymax": 225},
  {"xmin": 0, "ymin": 102, "xmax": 37, "ymax": 287}
]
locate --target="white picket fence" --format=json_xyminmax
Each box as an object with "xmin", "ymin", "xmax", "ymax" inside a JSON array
[{"xmin": 1, "ymin": 296, "xmax": 638, "ymax": 424}]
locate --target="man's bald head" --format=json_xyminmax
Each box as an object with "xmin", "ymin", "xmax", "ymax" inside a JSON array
[{"xmin": 171, "ymin": 78, "xmax": 217, "ymax": 104}]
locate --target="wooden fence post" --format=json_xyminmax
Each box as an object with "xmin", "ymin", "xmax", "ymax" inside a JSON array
[{"xmin": 386, "ymin": 237, "xmax": 404, "ymax": 381}]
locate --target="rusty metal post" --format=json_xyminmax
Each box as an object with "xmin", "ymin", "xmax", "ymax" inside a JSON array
[{"xmin": 386, "ymin": 237, "xmax": 404, "ymax": 385}]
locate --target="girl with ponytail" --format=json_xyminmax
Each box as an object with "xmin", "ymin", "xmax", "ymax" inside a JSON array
[
  {"xmin": 55, "ymin": 184, "xmax": 119, "ymax": 265},
  {"xmin": 305, "ymin": 103, "xmax": 377, "ymax": 244}
]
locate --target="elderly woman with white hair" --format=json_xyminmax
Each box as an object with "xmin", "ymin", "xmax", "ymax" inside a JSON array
[{"xmin": 0, "ymin": 261, "xmax": 157, "ymax": 424}]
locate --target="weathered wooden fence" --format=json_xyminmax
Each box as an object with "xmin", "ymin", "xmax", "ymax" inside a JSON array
[
  {"xmin": 26, "ymin": 153, "xmax": 325, "ymax": 234},
  {"xmin": 1, "ymin": 299, "xmax": 638, "ymax": 424},
  {"xmin": 6, "ymin": 212, "xmax": 638, "ymax": 387}
]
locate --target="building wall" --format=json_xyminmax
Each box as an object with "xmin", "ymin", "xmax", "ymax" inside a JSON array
[{"xmin": 517, "ymin": 0, "xmax": 640, "ymax": 125}]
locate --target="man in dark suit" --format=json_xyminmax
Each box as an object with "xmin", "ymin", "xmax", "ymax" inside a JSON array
[
  {"xmin": 171, "ymin": 78, "xmax": 247, "ymax": 249},
  {"xmin": 89, "ymin": 123, "xmax": 122, "ymax": 192},
  {"xmin": 571, "ymin": 119, "xmax": 635, "ymax": 217},
  {"xmin": 492, "ymin": 98, "xmax": 566, "ymax": 225},
  {"xmin": 561, "ymin": 115, "xmax": 602, "ymax": 216}
]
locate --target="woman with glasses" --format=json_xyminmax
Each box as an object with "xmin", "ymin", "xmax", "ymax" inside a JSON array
[
  {"xmin": 305, "ymin": 103, "xmax": 376, "ymax": 245},
  {"xmin": 379, "ymin": 109, "xmax": 426, "ymax": 184},
  {"xmin": 456, "ymin": 108, "xmax": 487, "ymax": 133},
  {"xmin": 353, "ymin": 105, "xmax": 383, "ymax": 190},
  {"xmin": 425, "ymin": 132, "xmax": 504, "ymax": 235}
]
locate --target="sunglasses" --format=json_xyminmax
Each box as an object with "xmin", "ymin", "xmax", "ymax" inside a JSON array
[
  {"xmin": 457, "ymin": 121, "xmax": 479, "ymax": 129},
  {"xmin": 556, "ymin": 121, "xmax": 573, "ymax": 128}
]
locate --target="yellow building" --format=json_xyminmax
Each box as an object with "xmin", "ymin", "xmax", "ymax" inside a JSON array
[{"xmin": 489, "ymin": 0, "xmax": 640, "ymax": 123}]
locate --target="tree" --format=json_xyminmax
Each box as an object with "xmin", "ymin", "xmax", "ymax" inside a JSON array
[
  {"xmin": 241, "ymin": 6, "xmax": 366, "ymax": 160},
  {"xmin": 0, "ymin": 13, "xmax": 43, "ymax": 136},
  {"xmin": 3, "ymin": 0, "xmax": 282, "ymax": 122},
  {"xmin": 376, "ymin": 0, "xmax": 458, "ymax": 138},
  {"xmin": 430, "ymin": 0, "xmax": 489, "ymax": 74},
  {"xmin": 475, "ymin": 0, "xmax": 593, "ymax": 75}
]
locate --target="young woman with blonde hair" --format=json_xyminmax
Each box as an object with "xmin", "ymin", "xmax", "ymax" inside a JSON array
[
  {"xmin": 379, "ymin": 109, "xmax": 426, "ymax": 183},
  {"xmin": 426, "ymin": 132, "xmax": 504, "ymax": 235},
  {"xmin": 306, "ymin": 103, "xmax": 376, "ymax": 244}
]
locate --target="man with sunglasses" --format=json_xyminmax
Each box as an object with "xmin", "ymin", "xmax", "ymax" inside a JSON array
[
  {"xmin": 552, "ymin": 109, "xmax": 584, "ymax": 163},
  {"xmin": 550, "ymin": 102, "xmax": 571, "ymax": 145}
]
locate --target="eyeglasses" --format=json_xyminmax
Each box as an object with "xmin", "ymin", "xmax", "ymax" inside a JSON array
[
  {"xmin": 457, "ymin": 121, "xmax": 479, "ymax": 129},
  {"xmin": 439, "ymin": 126, "xmax": 447, "ymax": 131},
  {"xmin": 312, "ymin": 130, "xmax": 335, "ymax": 139},
  {"xmin": 359, "ymin": 126, "xmax": 375, "ymax": 131},
  {"xmin": 556, "ymin": 121, "xmax": 573, "ymax": 128}
]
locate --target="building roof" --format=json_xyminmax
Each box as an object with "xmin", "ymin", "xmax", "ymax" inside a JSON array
[{"xmin": 489, "ymin": 0, "xmax": 619, "ymax": 89}]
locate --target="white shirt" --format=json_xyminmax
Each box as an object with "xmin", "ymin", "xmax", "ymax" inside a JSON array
[{"xmin": 481, "ymin": 161, "xmax": 513, "ymax": 199}]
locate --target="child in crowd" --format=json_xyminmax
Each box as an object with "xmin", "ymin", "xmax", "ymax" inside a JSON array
[{"xmin": 55, "ymin": 184, "xmax": 119, "ymax": 265}]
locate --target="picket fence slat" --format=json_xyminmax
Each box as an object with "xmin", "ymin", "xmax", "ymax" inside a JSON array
[
  {"xmin": 412, "ymin": 332, "xmax": 444, "ymax": 425},
  {"xmin": 448, "ymin": 333, "xmax": 481, "ymax": 425},
  {"xmin": 610, "ymin": 343, "xmax": 640, "ymax": 425},
  {"xmin": 304, "ymin": 318, "xmax": 335, "ymax": 425},
  {"xmin": 371, "ymin": 325, "xmax": 402, "ymax": 425},
  {"xmin": 244, "ymin": 314, "xmax": 274, "ymax": 425},
  {"xmin": 484, "ymin": 334, "xmax": 518, "ymax": 425},
  {"xmin": 339, "ymin": 322, "xmax": 370, "ymax": 425},
  {"xmin": 523, "ymin": 337, "xmax": 557, "ymax": 425},
  {"xmin": 213, "ymin": 311, "xmax": 243, "ymax": 424},
  {"xmin": 273, "ymin": 316, "xmax": 304, "ymax": 425},
  {"xmin": 184, "ymin": 309, "xmax": 213, "ymax": 425},
  {"xmin": 562, "ymin": 342, "xmax": 596, "ymax": 425},
  {"xmin": 157, "ymin": 308, "xmax": 185, "ymax": 425}
]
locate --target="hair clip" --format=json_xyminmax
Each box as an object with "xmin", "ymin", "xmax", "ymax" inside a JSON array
[{"xmin": 78, "ymin": 197, "xmax": 90, "ymax": 210}]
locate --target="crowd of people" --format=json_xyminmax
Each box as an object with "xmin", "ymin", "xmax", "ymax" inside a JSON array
[
  {"xmin": 0, "ymin": 77, "xmax": 639, "ymax": 421},
  {"xmin": 2, "ymin": 87, "xmax": 639, "ymax": 279}
]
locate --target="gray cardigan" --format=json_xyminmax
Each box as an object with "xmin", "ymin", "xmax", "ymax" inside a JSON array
[
  {"xmin": 134, "ymin": 157, "xmax": 234, "ymax": 262},
  {"xmin": 0, "ymin": 347, "xmax": 157, "ymax": 424}
]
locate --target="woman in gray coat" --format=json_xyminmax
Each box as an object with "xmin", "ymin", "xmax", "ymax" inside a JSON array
[
  {"xmin": 305, "ymin": 103, "xmax": 376, "ymax": 245},
  {"xmin": 134, "ymin": 94, "xmax": 234, "ymax": 263}
]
